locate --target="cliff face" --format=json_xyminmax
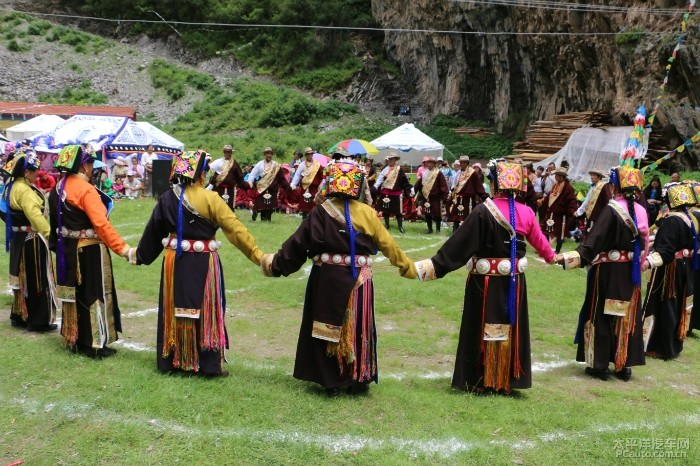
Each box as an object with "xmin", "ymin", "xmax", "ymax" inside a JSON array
[{"xmin": 370, "ymin": 0, "xmax": 700, "ymax": 160}]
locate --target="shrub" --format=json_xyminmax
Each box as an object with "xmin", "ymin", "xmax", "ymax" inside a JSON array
[
  {"xmin": 615, "ymin": 28, "xmax": 645, "ymax": 46},
  {"xmin": 27, "ymin": 20, "xmax": 52, "ymax": 36},
  {"xmin": 38, "ymin": 80, "xmax": 109, "ymax": 105},
  {"xmin": 148, "ymin": 59, "xmax": 214, "ymax": 102},
  {"xmin": 7, "ymin": 39, "xmax": 31, "ymax": 52}
]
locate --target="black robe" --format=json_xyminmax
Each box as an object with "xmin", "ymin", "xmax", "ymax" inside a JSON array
[
  {"xmin": 429, "ymin": 200, "xmax": 549, "ymax": 392},
  {"xmin": 137, "ymin": 189, "xmax": 228, "ymax": 375},
  {"xmin": 573, "ymin": 200, "xmax": 648, "ymax": 371},
  {"xmin": 644, "ymin": 214, "xmax": 695, "ymax": 359}
]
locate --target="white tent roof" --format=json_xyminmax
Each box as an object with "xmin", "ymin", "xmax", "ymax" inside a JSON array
[
  {"xmin": 370, "ymin": 123, "xmax": 444, "ymax": 167},
  {"xmin": 6, "ymin": 114, "xmax": 65, "ymax": 141},
  {"xmin": 537, "ymin": 126, "xmax": 649, "ymax": 182}
]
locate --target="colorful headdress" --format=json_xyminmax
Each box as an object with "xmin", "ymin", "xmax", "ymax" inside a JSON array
[
  {"xmin": 685, "ymin": 181, "xmax": 700, "ymax": 206},
  {"xmin": 664, "ymin": 182, "xmax": 696, "ymax": 209},
  {"xmin": 609, "ymin": 165, "xmax": 643, "ymax": 195},
  {"xmin": 495, "ymin": 161, "xmax": 527, "ymax": 194},
  {"xmin": 172, "ymin": 150, "xmax": 209, "ymax": 182},
  {"xmin": 323, "ymin": 160, "xmax": 364, "ymax": 200},
  {"xmin": 55, "ymin": 145, "xmax": 96, "ymax": 174}
]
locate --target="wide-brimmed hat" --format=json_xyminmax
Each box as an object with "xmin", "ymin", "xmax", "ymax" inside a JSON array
[
  {"xmin": 263, "ymin": 147, "xmax": 274, "ymax": 153},
  {"xmin": 223, "ymin": 144, "xmax": 234, "ymax": 152},
  {"xmin": 304, "ymin": 147, "xmax": 314, "ymax": 154},
  {"xmin": 553, "ymin": 166, "xmax": 568, "ymax": 177},
  {"xmin": 386, "ymin": 153, "xmax": 400, "ymax": 161},
  {"xmin": 588, "ymin": 168, "xmax": 605, "ymax": 177},
  {"xmin": 127, "ymin": 170, "xmax": 135, "ymax": 176},
  {"xmin": 472, "ymin": 162, "xmax": 482, "ymax": 169},
  {"xmin": 424, "ymin": 156, "xmax": 437, "ymax": 163},
  {"xmin": 459, "ymin": 155, "xmax": 470, "ymax": 163},
  {"xmin": 114, "ymin": 156, "xmax": 127, "ymax": 166}
]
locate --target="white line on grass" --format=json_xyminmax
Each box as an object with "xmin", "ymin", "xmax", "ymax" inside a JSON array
[
  {"xmin": 112, "ymin": 340, "xmax": 154, "ymax": 352},
  {"xmin": 121, "ymin": 308, "xmax": 158, "ymax": 318},
  {"xmin": 5, "ymin": 394, "xmax": 699, "ymax": 459}
]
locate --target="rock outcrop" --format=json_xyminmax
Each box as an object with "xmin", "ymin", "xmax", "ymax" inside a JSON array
[{"xmin": 370, "ymin": 0, "xmax": 699, "ymax": 163}]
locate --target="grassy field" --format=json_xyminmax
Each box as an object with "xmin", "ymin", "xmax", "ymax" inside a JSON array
[{"xmin": 1, "ymin": 199, "xmax": 699, "ymax": 465}]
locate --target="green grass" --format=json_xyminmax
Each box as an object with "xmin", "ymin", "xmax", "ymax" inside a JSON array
[
  {"xmin": 1, "ymin": 200, "xmax": 699, "ymax": 464},
  {"xmin": 37, "ymin": 80, "xmax": 109, "ymax": 106}
]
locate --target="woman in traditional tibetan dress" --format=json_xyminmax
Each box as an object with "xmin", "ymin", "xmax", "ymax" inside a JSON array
[
  {"xmin": 559, "ymin": 166, "xmax": 649, "ymax": 381},
  {"xmin": 642, "ymin": 182, "xmax": 698, "ymax": 360},
  {"xmin": 136, "ymin": 150, "xmax": 263, "ymax": 376},
  {"xmin": 3, "ymin": 151, "xmax": 58, "ymax": 331},
  {"xmin": 49, "ymin": 145, "xmax": 136, "ymax": 357},
  {"xmin": 262, "ymin": 156, "xmax": 417, "ymax": 395},
  {"xmin": 414, "ymin": 161, "xmax": 555, "ymax": 394}
]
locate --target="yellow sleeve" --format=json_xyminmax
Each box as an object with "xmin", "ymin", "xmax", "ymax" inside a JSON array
[
  {"xmin": 10, "ymin": 181, "xmax": 50, "ymax": 238},
  {"xmin": 347, "ymin": 201, "xmax": 417, "ymax": 279},
  {"xmin": 203, "ymin": 189, "xmax": 263, "ymax": 266}
]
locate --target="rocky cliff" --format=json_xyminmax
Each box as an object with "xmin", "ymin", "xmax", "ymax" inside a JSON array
[{"xmin": 370, "ymin": 0, "xmax": 699, "ymax": 163}]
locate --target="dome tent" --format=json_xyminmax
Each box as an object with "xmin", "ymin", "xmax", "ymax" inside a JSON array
[{"xmin": 370, "ymin": 123, "xmax": 444, "ymax": 168}]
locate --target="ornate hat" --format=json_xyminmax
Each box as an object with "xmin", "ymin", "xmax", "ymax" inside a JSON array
[
  {"xmin": 172, "ymin": 150, "xmax": 209, "ymax": 181},
  {"xmin": 683, "ymin": 180, "xmax": 700, "ymax": 206},
  {"xmin": 10, "ymin": 151, "xmax": 40, "ymax": 178},
  {"xmin": 55, "ymin": 145, "xmax": 96, "ymax": 174},
  {"xmin": 610, "ymin": 165, "xmax": 643, "ymax": 194},
  {"xmin": 323, "ymin": 160, "xmax": 364, "ymax": 200},
  {"xmin": 494, "ymin": 161, "xmax": 527, "ymax": 194},
  {"xmin": 664, "ymin": 182, "xmax": 696, "ymax": 209}
]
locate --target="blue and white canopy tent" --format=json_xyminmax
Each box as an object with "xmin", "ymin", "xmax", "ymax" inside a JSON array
[{"xmin": 31, "ymin": 114, "xmax": 183, "ymax": 161}]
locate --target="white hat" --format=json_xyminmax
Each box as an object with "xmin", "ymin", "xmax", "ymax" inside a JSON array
[
  {"xmin": 127, "ymin": 170, "xmax": 135, "ymax": 176},
  {"xmin": 114, "ymin": 156, "xmax": 127, "ymax": 166}
]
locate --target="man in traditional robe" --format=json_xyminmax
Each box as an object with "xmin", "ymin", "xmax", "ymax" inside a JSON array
[
  {"xmin": 290, "ymin": 147, "xmax": 324, "ymax": 219},
  {"xmin": 448, "ymin": 155, "xmax": 487, "ymax": 232},
  {"xmin": 249, "ymin": 147, "xmax": 292, "ymax": 222},
  {"xmin": 574, "ymin": 168, "xmax": 612, "ymax": 239},
  {"xmin": 539, "ymin": 166, "xmax": 578, "ymax": 253},
  {"xmin": 207, "ymin": 144, "xmax": 249, "ymax": 211},
  {"xmin": 374, "ymin": 153, "xmax": 411, "ymax": 233},
  {"xmin": 414, "ymin": 156, "xmax": 449, "ymax": 234}
]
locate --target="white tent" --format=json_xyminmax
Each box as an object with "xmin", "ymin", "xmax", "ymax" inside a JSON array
[
  {"xmin": 370, "ymin": 123, "xmax": 444, "ymax": 168},
  {"xmin": 536, "ymin": 126, "xmax": 649, "ymax": 182},
  {"xmin": 5, "ymin": 114, "xmax": 65, "ymax": 141}
]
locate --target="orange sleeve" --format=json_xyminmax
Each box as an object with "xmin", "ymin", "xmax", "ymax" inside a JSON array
[{"xmin": 66, "ymin": 177, "xmax": 128, "ymax": 255}]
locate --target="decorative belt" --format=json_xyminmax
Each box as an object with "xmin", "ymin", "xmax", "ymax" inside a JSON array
[
  {"xmin": 59, "ymin": 227, "xmax": 99, "ymax": 239},
  {"xmin": 12, "ymin": 225, "xmax": 34, "ymax": 232},
  {"xmin": 675, "ymin": 249, "xmax": 693, "ymax": 259},
  {"xmin": 468, "ymin": 257, "xmax": 527, "ymax": 276},
  {"xmin": 313, "ymin": 253, "xmax": 373, "ymax": 267},
  {"xmin": 592, "ymin": 250, "xmax": 633, "ymax": 265},
  {"xmin": 162, "ymin": 235, "xmax": 222, "ymax": 253}
]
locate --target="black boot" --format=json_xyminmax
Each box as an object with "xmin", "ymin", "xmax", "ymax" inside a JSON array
[
  {"xmin": 397, "ymin": 216, "xmax": 405, "ymax": 234},
  {"xmin": 425, "ymin": 217, "xmax": 433, "ymax": 234},
  {"xmin": 556, "ymin": 238, "xmax": 564, "ymax": 254},
  {"xmin": 252, "ymin": 211, "xmax": 258, "ymax": 221},
  {"xmin": 453, "ymin": 222, "xmax": 460, "ymax": 233},
  {"xmin": 435, "ymin": 218, "xmax": 441, "ymax": 233},
  {"xmin": 384, "ymin": 216, "xmax": 390, "ymax": 230}
]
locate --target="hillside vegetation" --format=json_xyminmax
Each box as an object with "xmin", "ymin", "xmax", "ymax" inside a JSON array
[
  {"xmin": 1, "ymin": 9, "xmax": 513, "ymax": 163},
  {"xmin": 58, "ymin": 0, "xmax": 378, "ymax": 92}
]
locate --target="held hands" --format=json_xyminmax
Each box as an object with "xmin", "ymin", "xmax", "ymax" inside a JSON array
[
  {"xmin": 553, "ymin": 253, "xmax": 565, "ymax": 266},
  {"xmin": 641, "ymin": 259, "xmax": 650, "ymax": 272},
  {"xmin": 120, "ymin": 245, "xmax": 138, "ymax": 265}
]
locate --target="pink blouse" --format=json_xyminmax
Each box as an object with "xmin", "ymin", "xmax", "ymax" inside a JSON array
[{"xmin": 492, "ymin": 196, "xmax": 555, "ymax": 263}]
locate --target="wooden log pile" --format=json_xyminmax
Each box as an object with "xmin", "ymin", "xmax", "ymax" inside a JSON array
[
  {"xmin": 512, "ymin": 111, "xmax": 612, "ymax": 162},
  {"xmin": 452, "ymin": 127, "xmax": 493, "ymax": 137}
]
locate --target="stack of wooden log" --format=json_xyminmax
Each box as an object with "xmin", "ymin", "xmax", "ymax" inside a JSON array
[
  {"xmin": 452, "ymin": 127, "xmax": 493, "ymax": 137},
  {"xmin": 512, "ymin": 111, "xmax": 612, "ymax": 162}
]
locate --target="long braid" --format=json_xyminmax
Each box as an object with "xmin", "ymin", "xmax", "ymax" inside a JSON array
[
  {"xmin": 344, "ymin": 198, "xmax": 358, "ymax": 279},
  {"xmin": 176, "ymin": 183, "xmax": 185, "ymax": 258},
  {"xmin": 3, "ymin": 178, "xmax": 14, "ymax": 252},
  {"xmin": 56, "ymin": 175, "xmax": 68, "ymax": 282},
  {"xmin": 507, "ymin": 192, "xmax": 517, "ymax": 325},
  {"xmin": 626, "ymin": 195, "xmax": 641, "ymax": 286}
]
